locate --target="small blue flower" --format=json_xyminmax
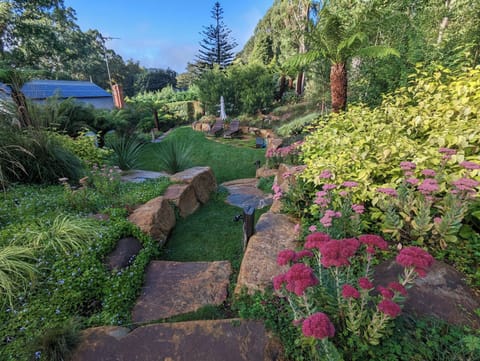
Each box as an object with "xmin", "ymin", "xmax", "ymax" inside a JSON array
[
  {"xmin": 55, "ymin": 308, "xmax": 61, "ymax": 315},
  {"xmin": 57, "ymin": 279, "xmax": 65, "ymax": 285},
  {"xmin": 35, "ymin": 351, "xmax": 41, "ymax": 359}
]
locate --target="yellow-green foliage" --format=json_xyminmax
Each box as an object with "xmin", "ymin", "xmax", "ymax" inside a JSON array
[
  {"xmin": 301, "ymin": 66, "xmax": 480, "ymax": 200},
  {"xmin": 166, "ymin": 100, "xmax": 203, "ymax": 121}
]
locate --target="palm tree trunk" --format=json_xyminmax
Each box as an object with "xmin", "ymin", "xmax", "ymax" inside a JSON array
[{"xmin": 330, "ymin": 62, "xmax": 347, "ymax": 113}]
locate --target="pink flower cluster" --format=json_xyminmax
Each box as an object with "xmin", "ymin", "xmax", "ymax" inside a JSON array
[
  {"xmin": 400, "ymin": 161, "xmax": 416, "ymax": 171},
  {"xmin": 358, "ymin": 234, "xmax": 388, "ymax": 254},
  {"xmin": 266, "ymin": 141, "xmax": 303, "ymax": 159},
  {"xmin": 342, "ymin": 284, "xmax": 360, "ymax": 299},
  {"xmin": 396, "ymin": 246, "xmax": 434, "ymax": 277},
  {"xmin": 378, "ymin": 299, "xmax": 401, "ymax": 318},
  {"xmin": 304, "ymin": 232, "xmax": 331, "ymax": 249},
  {"xmin": 276, "ymin": 249, "xmax": 314, "ymax": 266},
  {"xmin": 272, "ymin": 183, "xmax": 283, "ymax": 200},
  {"xmin": 418, "ymin": 178, "xmax": 439, "ymax": 195},
  {"xmin": 274, "ymin": 263, "xmax": 319, "ymax": 296},
  {"xmin": 460, "ymin": 161, "xmax": 480, "ymax": 170},
  {"xmin": 314, "ymin": 190, "xmax": 330, "ymax": 208},
  {"xmin": 358, "ymin": 277, "xmax": 374, "ymax": 290},
  {"xmin": 319, "ymin": 169, "xmax": 333, "ymax": 179},
  {"xmin": 302, "ymin": 312, "xmax": 335, "ymax": 339},
  {"xmin": 376, "ymin": 187, "xmax": 398, "ymax": 197},
  {"xmin": 317, "ymin": 238, "xmax": 360, "ymax": 268},
  {"xmin": 451, "ymin": 177, "xmax": 479, "ymax": 197},
  {"xmin": 439, "ymin": 147, "xmax": 456, "ymax": 161},
  {"xmin": 320, "ymin": 210, "xmax": 342, "ymax": 228},
  {"xmin": 352, "ymin": 204, "xmax": 365, "ymax": 214},
  {"xmin": 342, "ymin": 181, "xmax": 358, "ymax": 188}
]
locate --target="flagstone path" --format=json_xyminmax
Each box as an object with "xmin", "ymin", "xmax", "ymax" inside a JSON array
[{"xmin": 72, "ymin": 173, "xmax": 288, "ymax": 361}]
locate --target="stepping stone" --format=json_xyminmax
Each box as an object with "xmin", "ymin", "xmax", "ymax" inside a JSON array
[
  {"xmin": 71, "ymin": 319, "xmax": 284, "ymax": 361},
  {"xmin": 105, "ymin": 237, "xmax": 143, "ymax": 271},
  {"xmin": 221, "ymin": 178, "xmax": 273, "ymax": 209},
  {"xmin": 235, "ymin": 212, "xmax": 300, "ymax": 295},
  {"xmin": 132, "ymin": 261, "xmax": 231, "ymax": 323}
]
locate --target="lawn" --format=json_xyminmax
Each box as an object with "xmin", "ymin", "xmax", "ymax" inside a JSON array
[{"xmin": 139, "ymin": 126, "xmax": 266, "ymax": 183}]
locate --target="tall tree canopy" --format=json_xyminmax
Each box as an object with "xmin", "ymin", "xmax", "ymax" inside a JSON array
[{"xmin": 196, "ymin": 2, "xmax": 237, "ymax": 69}]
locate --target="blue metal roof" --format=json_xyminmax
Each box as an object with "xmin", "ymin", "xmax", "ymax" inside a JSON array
[{"xmin": 21, "ymin": 80, "xmax": 111, "ymax": 99}]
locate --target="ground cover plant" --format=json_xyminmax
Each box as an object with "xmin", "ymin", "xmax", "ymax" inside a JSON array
[
  {"xmin": 0, "ymin": 177, "xmax": 170, "ymax": 361},
  {"xmin": 139, "ymin": 126, "xmax": 266, "ymax": 183}
]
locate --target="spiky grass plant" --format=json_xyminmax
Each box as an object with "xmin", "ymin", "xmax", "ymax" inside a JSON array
[
  {"xmin": 32, "ymin": 318, "xmax": 82, "ymax": 361},
  {"xmin": 17, "ymin": 215, "xmax": 98, "ymax": 255},
  {"xmin": 105, "ymin": 133, "xmax": 145, "ymax": 170},
  {"xmin": 155, "ymin": 139, "xmax": 193, "ymax": 174},
  {"xmin": 0, "ymin": 245, "xmax": 36, "ymax": 306}
]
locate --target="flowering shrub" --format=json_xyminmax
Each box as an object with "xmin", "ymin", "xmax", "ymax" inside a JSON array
[
  {"xmin": 266, "ymin": 141, "xmax": 303, "ymax": 169},
  {"xmin": 373, "ymin": 153, "xmax": 480, "ymax": 250},
  {"xmin": 273, "ymin": 232, "xmax": 434, "ymax": 360},
  {"xmin": 89, "ymin": 164, "xmax": 122, "ymax": 198}
]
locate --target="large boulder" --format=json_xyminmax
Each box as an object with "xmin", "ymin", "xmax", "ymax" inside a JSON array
[
  {"xmin": 127, "ymin": 196, "xmax": 175, "ymax": 246},
  {"xmin": 374, "ymin": 260, "xmax": 480, "ymax": 329},
  {"xmin": 105, "ymin": 237, "xmax": 143, "ymax": 271},
  {"xmin": 163, "ymin": 183, "xmax": 200, "ymax": 218},
  {"xmin": 235, "ymin": 212, "xmax": 300, "ymax": 295},
  {"xmin": 170, "ymin": 166, "xmax": 217, "ymax": 204},
  {"xmin": 132, "ymin": 261, "xmax": 232, "ymax": 323},
  {"xmin": 71, "ymin": 320, "xmax": 284, "ymax": 361}
]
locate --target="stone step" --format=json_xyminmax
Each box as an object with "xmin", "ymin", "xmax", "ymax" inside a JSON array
[
  {"xmin": 71, "ymin": 319, "xmax": 283, "ymax": 361},
  {"xmin": 132, "ymin": 261, "xmax": 231, "ymax": 323},
  {"xmin": 221, "ymin": 178, "xmax": 273, "ymax": 209}
]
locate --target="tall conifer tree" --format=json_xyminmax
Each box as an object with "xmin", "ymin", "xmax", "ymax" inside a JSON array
[{"xmin": 197, "ymin": 2, "xmax": 237, "ymax": 70}]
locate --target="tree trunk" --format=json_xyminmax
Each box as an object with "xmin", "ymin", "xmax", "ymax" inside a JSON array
[
  {"xmin": 153, "ymin": 109, "xmax": 160, "ymax": 130},
  {"xmin": 437, "ymin": 0, "xmax": 453, "ymax": 45},
  {"xmin": 10, "ymin": 89, "xmax": 31, "ymax": 127},
  {"xmin": 330, "ymin": 62, "xmax": 347, "ymax": 113},
  {"xmin": 296, "ymin": 71, "xmax": 305, "ymax": 96}
]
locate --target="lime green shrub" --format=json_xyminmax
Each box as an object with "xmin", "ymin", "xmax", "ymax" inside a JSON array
[{"xmin": 301, "ymin": 66, "xmax": 480, "ymax": 201}]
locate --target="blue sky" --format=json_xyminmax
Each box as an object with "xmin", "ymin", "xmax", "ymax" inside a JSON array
[{"xmin": 64, "ymin": 0, "xmax": 273, "ymax": 73}]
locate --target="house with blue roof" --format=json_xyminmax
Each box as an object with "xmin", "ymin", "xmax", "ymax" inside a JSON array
[{"xmin": 0, "ymin": 80, "xmax": 114, "ymax": 109}]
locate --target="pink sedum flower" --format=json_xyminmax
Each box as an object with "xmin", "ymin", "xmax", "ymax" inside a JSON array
[
  {"xmin": 352, "ymin": 204, "xmax": 365, "ymax": 214},
  {"xmin": 273, "ymin": 274, "xmax": 286, "ymax": 291},
  {"xmin": 302, "ymin": 313, "xmax": 335, "ymax": 339},
  {"xmin": 284, "ymin": 263, "xmax": 319, "ymax": 296},
  {"xmin": 308, "ymin": 225, "xmax": 317, "ymax": 232},
  {"xmin": 396, "ymin": 246, "xmax": 434, "ymax": 277},
  {"xmin": 304, "ymin": 232, "xmax": 331, "ymax": 250},
  {"xmin": 342, "ymin": 284, "xmax": 360, "ymax": 299},
  {"xmin": 377, "ymin": 187, "xmax": 398, "ymax": 197},
  {"xmin": 319, "ymin": 170, "xmax": 333, "ymax": 179},
  {"xmin": 322, "ymin": 183, "xmax": 337, "ymax": 191},
  {"xmin": 460, "ymin": 161, "xmax": 480, "ymax": 170},
  {"xmin": 378, "ymin": 299, "xmax": 401, "ymax": 318},
  {"xmin": 342, "ymin": 181, "xmax": 358, "ymax": 188},
  {"xmin": 358, "ymin": 277, "xmax": 374, "ymax": 290},
  {"xmin": 358, "ymin": 234, "xmax": 388, "ymax": 254},
  {"xmin": 388, "ymin": 282, "xmax": 407, "ymax": 296},
  {"xmin": 318, "ymin": 238, "xmax": 359, "ymax": 268},
  {"xmin": 293, "ymin": 250, "xmax": 314, "ymax": 262},
  {"xmin": 418, "ymin": 178, "xmax": 439, "ymax": 194},
  {"xmin": 421, "ymin": 169, "xmax": 436, "ymax": 177},
  {"xmin": 277, "ymin": 249, "xmax": 296, "ymax": 266},
  {"xmin": 400, "ymin": 161, "xmax": 416, "ymax": 171},
  {"xmin": 377, "ymin": 286, "xmax": 394, "ymax": 299}
]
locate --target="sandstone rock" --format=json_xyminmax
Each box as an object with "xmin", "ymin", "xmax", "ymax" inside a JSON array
[
  {"xmin": 221, "ymin": 178, "xmax": 273, "ymax": 209},
  {"xmin": 255, "ymin": 166, "xmax": 278, "ymax": 179},
  {"xmin": 170, "ymin": 166, "xmax": 217, "ymax": 204},
  {"xmin": 132, "ymin": 261, "xmax": 231, "ymax": 323},
  {"xmin": 105, "ymin": 237, "xmax": 143, "ymax": 271},
  {"xmin": 71, "ymin": 320, "xmax": 284, "ymax": 361},
  {"xmin": 235, "ymin": 212, "xmax": 300, "ymax": 295},
  {"xmin": 127, "ymin": 196, "xmax": 175, "ymax": 246},
  {"xmin": 266, "ymin": 137, "xmax": 283, "ymax": 154},
  {"xmin": 374, "ymin": 259, "xmax": 480, "ymax": 329},
  {"xmin": 163, "ymin": 183, "xmax": 200, "ymax": 217}
]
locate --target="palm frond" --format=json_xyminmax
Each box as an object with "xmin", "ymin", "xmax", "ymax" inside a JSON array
[{"xmin": 357, "ymin": 46, "xmax": 400, "ymax": 59}]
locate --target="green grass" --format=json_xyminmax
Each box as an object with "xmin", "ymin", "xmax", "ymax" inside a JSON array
[
  {"xmin": 161, "ymin": 192, "xmax": 244, "ymax": 267},
  {"xmin": 139, "ymin": 127, "xmax": 265, "ymax": 183}
]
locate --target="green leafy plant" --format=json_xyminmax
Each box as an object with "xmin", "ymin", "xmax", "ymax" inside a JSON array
[
  {"xmin": 16, "ymin": 214, "xmax": 98, "ymax": 254},
  {"xmin": 0, "ymin": 245, "xmax": 36, "ymax": 306},
  {"xmin": 106, "ymin": 133, "xmax": 145, "ymax": 170},
  {"xmin": 155, "ymin": 139, "xmax": 193, "ymax": 174}
]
